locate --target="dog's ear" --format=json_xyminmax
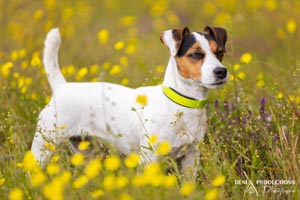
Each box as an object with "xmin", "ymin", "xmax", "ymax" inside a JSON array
[
  {"xmin": 204, "ymin": 26, "xmax": 228, "ymax": 52},
  {"xmin": 160, "ymin": 27, "xmax": 190, "ymax": 56}
]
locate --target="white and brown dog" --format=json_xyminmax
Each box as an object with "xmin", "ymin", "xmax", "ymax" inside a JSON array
[{"xmin": 31, "ymin": 26, "xmax": 228, "ymax": 179}]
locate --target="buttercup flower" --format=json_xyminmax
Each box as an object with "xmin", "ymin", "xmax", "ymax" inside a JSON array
[
  {"xmin": 180, "ymin": 182, "xmax": 196, "ymax": 196},
  {"xmin": 84, "ymin": 159, "xmax": 102, "ymax": 179},
  {"xmin": 104, "ymin": 155, "xmax": 120, "ymax": 171},
  {"xmin": 9, "ymin": 188, "xmax": 23, "ymax": 200},
  {"xmin": 240, "ymin": 53, "xmax": 252, "ymax": 64},
  {"xmin": 78, "ymin": 141, "xmax": 90, "ymax": 151},
  {"xmin": 124, "ymin": 153, "xmax": 140, "ymax": 168},
  {"xmin": 71, "ymin": 153, "xmax": 84, "ymax": 166},
  {"xmin": 155, "ymin": 141, "xmax": 171, "ymax": 156},
  {"xmin": 212, "ymin": 175, "xmax": 226, "ymax": 187},
  {"xmin": 205, "ymin": 188, "xmax": 218, "ymax": 200},
  {"xmin": 136, "ymin": 95, "xmax": 148, "ymax": 106}
]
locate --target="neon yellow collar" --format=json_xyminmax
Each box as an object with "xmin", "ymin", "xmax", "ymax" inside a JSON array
[{"xmin": 162, "ymin": 86, "xmax": 207, "ymax": 109}]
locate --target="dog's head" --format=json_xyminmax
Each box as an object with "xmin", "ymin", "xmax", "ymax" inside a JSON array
[{"xmin": 160, "ymin": 26, "xmax": 228, "ymax": 88}]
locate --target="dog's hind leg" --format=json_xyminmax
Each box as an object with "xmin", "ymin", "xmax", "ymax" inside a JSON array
[{"xmin": 31, "ymin": 105, "xmax": 64, "ymax": 166}]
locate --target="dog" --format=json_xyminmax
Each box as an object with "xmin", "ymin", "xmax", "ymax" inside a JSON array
[{"xmin": 31, "ymin": 26, "xmax": 228, "ymax": 179}]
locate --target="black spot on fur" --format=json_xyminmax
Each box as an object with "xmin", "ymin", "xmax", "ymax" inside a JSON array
[{"xmin": 176, "ymin": 34, "xmax": 196, "ymax": 57}]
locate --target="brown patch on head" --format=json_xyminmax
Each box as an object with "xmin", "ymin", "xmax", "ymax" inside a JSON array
[
  {"xmin": 207, "ymin": 39, "xmax": 225, "ymax": 62},
  {"xmin": 175, "ymin": 42, "xmax": 205, "ymax": 80},
  {"xmin": 172, "ymin": 28, "xmax": 190, "ymax": 53},
  {"xmin": 203, "ymin": 26, "xmax": 228, "ymax": 62},
  {"xmin": 160, "ymin": 27, "xmax": 190, "ymax": 56}
]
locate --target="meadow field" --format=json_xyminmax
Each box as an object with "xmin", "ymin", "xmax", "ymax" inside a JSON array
[{"xmin": 0, "ymin": 0, "xmax": 300, "ymax": 199}]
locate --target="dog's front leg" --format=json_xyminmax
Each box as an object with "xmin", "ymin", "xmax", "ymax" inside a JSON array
[{"xmin": 180, "ymin": 146, "xmax": 200, "ymax": 182}]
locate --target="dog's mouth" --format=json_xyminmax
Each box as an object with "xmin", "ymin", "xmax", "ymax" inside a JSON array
[
  {"xmin": 197, "ymin": 80, "xmax": 227, "ymax": 88},
  {"xmin": 210, "ymin": 81, "xmax": 226, "ymax": 86}
]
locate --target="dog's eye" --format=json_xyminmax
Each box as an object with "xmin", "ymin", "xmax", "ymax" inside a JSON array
[
  {"xmin": 216, "ymin": 51, "xmax": 224, "ymax": 58},
  {"xmin": 188, "ymin": 53, "xmax": 204, "ymax": 60}
]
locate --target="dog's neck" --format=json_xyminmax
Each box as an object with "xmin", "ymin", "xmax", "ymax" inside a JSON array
[{"xmin": 163, "ymin": 57, "xmax": 208, "ymax": 101}]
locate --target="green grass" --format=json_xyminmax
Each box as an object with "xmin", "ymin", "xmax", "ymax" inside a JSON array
[{"xmin": 1, "ymin": 0, "xmax": 300, "ymax": 199}]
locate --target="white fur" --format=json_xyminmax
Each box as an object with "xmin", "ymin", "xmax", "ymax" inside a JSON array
[{"xmin": 31, "ymin": 28, "xmax": 227, "ymax": 179}]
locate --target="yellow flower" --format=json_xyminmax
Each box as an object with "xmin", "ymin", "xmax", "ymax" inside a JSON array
[
  {"xmin": 31, "ymin": 52, "xmax": 42, "ymax": 67},
  {"xmin": 276, "ymin": 92, "xmax": 283, "ymax": 99},
  {"xmin": 1, "ymin": 62, "xmax": 13, "ymax": 78},
  {"xmin": 46, "ymin": 163, "xmax": 60, "ymax": 175},
  {"xmin": 155, "ymin": 65, "xmax": 165, "ymax": 73},
  {"xmin": 11, "ymin": 50, "xmax": 19, "ymax": 61},
  {"xmin": 43, "ymin": 171, "xmax": 71, "ymax": 200},
  {"xmin": 240, "ymin": 53, "xmax": 252, "ymax": 64},
  {"xmin": 0, "ymin": 178, "xmax": 5, "ymax": 186},
  {"xmin": 265, "ymin": 0, "xmax": 277, "ymax": 11},
  {"xmin": 84, "ymin": 159, "xmax": 102, "ymax": 179},
  {"xmin": 104, "ymin": 155, "xmax": 120, "ymax": 171},
  {"xmin": 44, "ymin": 142, "xmax": 55, "ymax": 151},
  {"xmin": 91, "ymin": 189, "xmax": 104, "ymax": 198},
  {"xmin": 103, "ymin": 174, "xmax": 116, "ymax": 191},
  {"xmin": 212, "ymin": 175, "xmax": 225, "ymax": 187},
  {"xmin": 121, "ymin": 78, "xmax": 129, "ymax": 86},
  {"xmin": 22, "ymin": 151, "xmax": 40, "ymax": 172},
  {"xmin": 71, "ymin": 153, "xmax": 84, "ymax": 166},
  {"xmin": 162, "ymin": 175, "xmax": 177, "ymax": 188},
  {"xmin": 237, "ymin": 72, "xmax": 246, "ymax": 80},
  {"xmin": 119, "ymin": 192, "xmax": 133, "ymax": 200},
  {"xmin": 120, "ymin": 15, "xmax": 136, "ymax": 26},
  {"xmin": 59, "ymin": 171, "xmax": 72, "ymax": 184},
  {"xmin": 144, "ymin": 162, "xmax": 162, "ymax": 176},
  {"xmin": 51, "ymin": 155, "xmax": 60, "ymax": 163},
  {"xmin": 76, "ymin": 67, "xmax": 88, "ymax": 80},
  {"xmin": 125, "ymin": 44, "xmax": 137, "ymax": 54},
  {"xmin": 124, "ymin": 153, "xmax": 140, "ymax": 168},
  {"xmin": 114, "ymin": 41, "xmax": 125, "ymax": 50},
  {"xmin": 120, "ymin": 56, "xmax": 128, "ymax": 67},
  {"xmin": 30, "ymin": 171, "xmax": 47, "ymax": 187},
  {"xmin": 109, "ymin": 65, "xmax": 121, "ymax": 75},
  {"xmin": 148, "ymin": 134, "xmax": 157, "ymax": 146},
  {"xmin": 78, "ymin": 141, "xmax": 90, "ymax": 151},
  {"xmin": 9, "ymin": 188, "xmax": 23, "ymax": 200},
  {"xmin": 233, "ymin": 64, "xmax": 240, "ymax": 71},
  {"xmin": 256, "ymin": 80, "xmax": 265, "ymax": 88},
  {"xmin": 66, "ymin": 64, "xmax": 75, "ymax": 76},
  {"xmin": 180, "ymin": 182, "xmax": 196, "ymax": 196},
  {"xmin": 156, "ymin": 141, "xmax": 171, "ymax": 156},
  {"xmin": 73, "ymin": 175, "xmax": 89, "ymax": 189},
  {"xmin": 286, "ymin": 18, "xmax": 297, "ymax": 34},
  {"xmin": 136, "ymin": 95, "xmax": 148, "ymax": 106},
  {"xmin": 116, "ymin": 175, "xmax": 129, "ymax": 189},
  {"xmin": 90, "ymin": 64, "xmax": 100, "ymax": 75},
  {"xmin": 102, "ymin": 61, "xmax": 111, "ymax": 70},
  {"xmin": 19, "ymin": 48, "xmax": 26, "ymax": 58},
  {"xmin": 98, "ymin": 29, "xmax": 109, "ymax": 44},
  {"xmin": 132, "ymin": 175, "xmax": 146, "ymax": 187},
  {"xmin": 167, "ymin": 11, "xmax": 180, "ymax": 26},
  {"xmin": 205, "ymin": 188, "xmax": 218, "ymax": 200},
  {"xmin": 150, "ymin": 1, "xmax": 168, "ymax": 17},
  {"xmin": 34, "ymin": 9, "xmax": 44, "ymax": 21}
]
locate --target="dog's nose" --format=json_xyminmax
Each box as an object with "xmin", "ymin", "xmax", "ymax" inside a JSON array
[{"xmin": 213, "ymin": 67, "xmax": 227, "ymax": 79}]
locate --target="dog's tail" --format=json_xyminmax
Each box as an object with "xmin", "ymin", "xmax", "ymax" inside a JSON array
[{"xmin": 43, "ymin": 28, "xmax": 66, "ymax": 91}]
